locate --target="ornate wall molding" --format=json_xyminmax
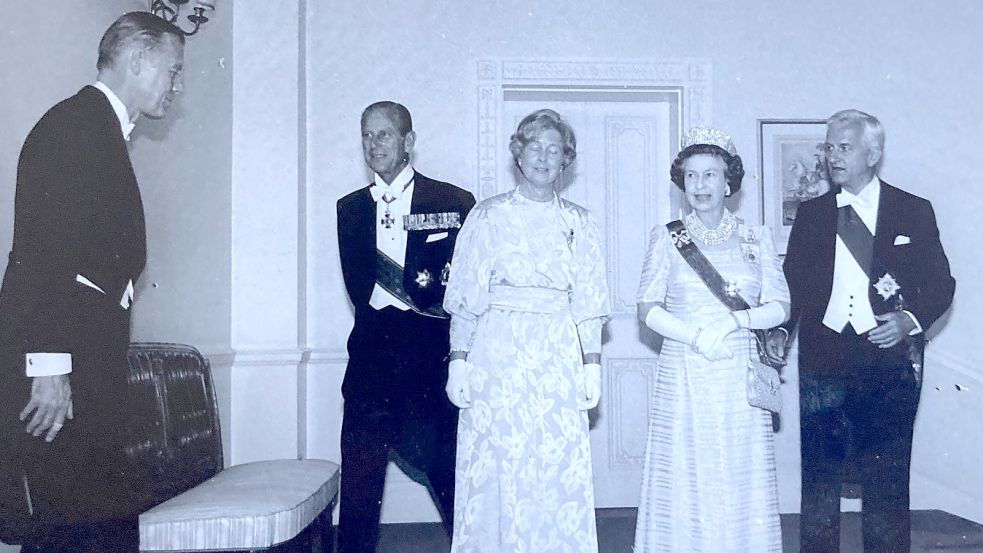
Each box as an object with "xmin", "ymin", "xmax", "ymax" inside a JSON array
[
  {"xmin": 231, "ymin": 347, "xmax": 308, "ymax": 367},
  {"xmin": 604, "ymin": 116, "xmax": 658, "ymax": 315},
  {"xmin": 606, "ymin": 357, "xmax": 657, "ymax": 470},
  {"xmin": 304, "ymin": 348, "xmax": 350, "ymax": 366},
  {"xmin": 475, "ymin": 58, "xmax": 712, "ymax": 201}
]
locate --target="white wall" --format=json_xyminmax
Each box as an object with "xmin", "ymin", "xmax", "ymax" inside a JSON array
[{"xmin": 305, "ymin": 0, "xmax": 983, "ymax": 522}]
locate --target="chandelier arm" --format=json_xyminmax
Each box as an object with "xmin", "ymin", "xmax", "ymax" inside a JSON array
[{"xmin": 150, "ymin": 0, "xmax": 208, "ymax": 36}]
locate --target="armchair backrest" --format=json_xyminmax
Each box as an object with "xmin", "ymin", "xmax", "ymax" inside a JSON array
[{"xmin": 125, "ymin": 342, "xmax": 223, "ymax": 511}]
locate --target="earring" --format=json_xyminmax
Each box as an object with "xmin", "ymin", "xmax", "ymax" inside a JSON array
[{"xmin": 725, "ymin": 187, "xmax": 732, "ymax": 197}]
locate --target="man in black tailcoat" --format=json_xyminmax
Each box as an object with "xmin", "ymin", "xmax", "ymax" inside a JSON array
[
  {"xmin": 773, "ymin": 109, "xmax": 955, "ymax": 553},
  {"xmin": 336, "ymin": 101, "xmax": 475, "ymax": 553},
  {"xmin": 0, "ymin": 12, "xmax": 186, "ymax": 552}
]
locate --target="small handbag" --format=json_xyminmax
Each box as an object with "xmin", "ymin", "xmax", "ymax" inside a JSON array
[
  {"xmin": 746, "ymin": 352, "xmax": 782, "ymax": 415},
  {"xmin": 666, "ymin": 220, "xmax": 783, "ymax": 414}
]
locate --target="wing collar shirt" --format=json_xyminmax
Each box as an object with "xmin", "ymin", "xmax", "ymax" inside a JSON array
[
  {"xmin": 25, "ymin": 82, "xmax": 135, "ymax": 377},
  {"xmin": 822, "ymin": 176, "xmax": 922, "ymax": 335},
  {"xmin": 93, "ymin": 81, "xmax": 135, "ymax": 140},
  {"xmin": 368, "ymin": 165, "xmax": 415, "ymax": 311}
]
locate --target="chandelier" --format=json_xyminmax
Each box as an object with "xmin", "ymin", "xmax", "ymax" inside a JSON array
[{"xmin": 150, "ymin": 0, "xmax": 216, "ymax": 36}]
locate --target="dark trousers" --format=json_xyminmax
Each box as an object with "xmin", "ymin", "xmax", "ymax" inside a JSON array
[
  {"xmin": 0, "ymin": 302, "xmax": 139, "ymax": 552},
  {"xmin": 338, "ymin": 401, "xmax": 457, "ymax": 553},
  {"xmin": 799, "ymin": 326, "xmax": 920, "ymax": 553},
  {"xmin": 20, "ymin": 519, "xmax": 139, "ymax": 553},
  {"xmin": 0, "ymin": 415, "xmax": 140, "ymax": 553},
  {"xmin": 338, "ymin": 307, "xmax": 458, "ymax": 553}
]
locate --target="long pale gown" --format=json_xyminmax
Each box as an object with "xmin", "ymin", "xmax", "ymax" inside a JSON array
[
  {"xmin": 633, "ymin": 221, "xmax": 789, "ymax": 553},
  {"xmin": 443, "ymin": 189, "xmax": 610, "ymax": 553}
]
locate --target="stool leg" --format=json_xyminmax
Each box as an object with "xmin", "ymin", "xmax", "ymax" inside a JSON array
[{"xmin": 320, "ymin": 498, "xmax": 337, "ymax": 553}]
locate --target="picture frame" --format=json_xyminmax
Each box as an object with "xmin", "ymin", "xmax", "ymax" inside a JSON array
[{"xmin": 757, "ymin": 119, "xmax": 830, "ymax": 253}]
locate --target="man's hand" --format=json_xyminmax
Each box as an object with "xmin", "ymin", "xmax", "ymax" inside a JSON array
[
  {"xmin": 869, "ymin": 312, "xmax": 916, "ymax": 348},
  {"xmin": 764, "ymin": 330, "xmax": 789, "ymax": 367},
  {"xmin": 20, "ymin": 375, "xmax": 72, "ymax": 442}
]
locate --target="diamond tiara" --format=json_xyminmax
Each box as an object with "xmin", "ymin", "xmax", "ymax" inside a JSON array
[{"xmin": 681, "ymin": 126, "xmax": 738, "ymax": 156}]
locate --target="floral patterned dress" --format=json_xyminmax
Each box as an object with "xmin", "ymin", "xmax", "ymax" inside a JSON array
[
  {"xmin": 443, "ymin": 189, "xmax": 610, "ymax": 553},
  {"xmin": 632, "ymin": 222, "xmax": 789, "ymax": 553}
]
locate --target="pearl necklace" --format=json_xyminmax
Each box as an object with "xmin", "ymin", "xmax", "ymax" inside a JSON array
[{"xmin": 685, "ymin": 209, "xmax": 737, "ymax": 245}]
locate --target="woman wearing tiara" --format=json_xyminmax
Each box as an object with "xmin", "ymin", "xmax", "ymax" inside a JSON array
[
  {"xmin": 633, "ymin": 127, "xmax": 790, "ymax": 552},
  {"xmin": 443, "ymin": 109, "xmax": 610, "ymax": 552}
]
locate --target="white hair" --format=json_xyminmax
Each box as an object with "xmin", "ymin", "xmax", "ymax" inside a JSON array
[{"xmin": 827, "ymin": 109, "xmax": 885, "ymax": 171}]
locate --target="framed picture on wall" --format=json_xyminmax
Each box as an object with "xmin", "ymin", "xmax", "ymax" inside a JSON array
[{"xmin": 757, "ymin": 119, "xmax": 830, "ymax": 253}]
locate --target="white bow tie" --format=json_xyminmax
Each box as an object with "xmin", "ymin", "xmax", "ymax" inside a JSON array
[
  {"xmin": 370, "ymin": 184, "xmax": 394, "ymax": 203},
  {"xmin": 836, "ymin": 191, "xmax": 868, "ymax": 210},
  {"xmin": 370, "ymin": 179, "xmax": 412, "ymax": 203}
]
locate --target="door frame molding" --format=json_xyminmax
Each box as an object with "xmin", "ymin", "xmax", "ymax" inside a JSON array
[{"xmin": 474, "ymin": 58, "xmax": 713, "ymax": 200}]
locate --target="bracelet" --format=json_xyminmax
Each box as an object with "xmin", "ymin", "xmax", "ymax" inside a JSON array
[
  {"xmin": 729, "ymin": 311, "xmax": 743, "ymax": 329},
  {"xmin": 690, "ymin": 328, "xmax": 703, "ymax": 353}
]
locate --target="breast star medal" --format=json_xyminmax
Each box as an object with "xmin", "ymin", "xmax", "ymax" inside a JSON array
[{"xmin": 873, "ymin": 272, "xmax": 900, "ymax": 300}]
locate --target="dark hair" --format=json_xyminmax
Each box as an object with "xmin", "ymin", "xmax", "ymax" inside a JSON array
[
  {"xmin": 509, "ymin": 109, "xmax": 577, "ymax": 169},
  {"xmin": 97, "ymin": 11, "xmax": 185, "ymax": 71},
  {"xmin": 670, "ymin": 144, "xmax": 745, "ymax": 193},
  {"xmin": 361, "ymin": 101, "xmax": 413, "ymax": 136}
]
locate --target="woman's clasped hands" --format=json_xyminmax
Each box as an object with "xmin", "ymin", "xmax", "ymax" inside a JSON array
[{"xmin": 690, "ymin": 313, "xmax": 740, "ymax": 361}]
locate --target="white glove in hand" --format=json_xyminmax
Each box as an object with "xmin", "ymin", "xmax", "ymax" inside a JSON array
[
  {"xmin": 445, "ymin": 358, "xmax": 472, "ymax": 409},
  {"xmin": 578, "ymin": 363, "xmax": 602, "ymax": 410},
  {"xmin": 694, "ymin": 315, "xmax": 739, "ymax": 361}
]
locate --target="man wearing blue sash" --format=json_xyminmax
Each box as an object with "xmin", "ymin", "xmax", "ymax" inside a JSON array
[
  {"xmin": 336, "ymin": 101, "xmax": 475, "ymax": 553},
  {"xmin": 774, "ymin": 109, "xmax": 955, "ymax": 553}
]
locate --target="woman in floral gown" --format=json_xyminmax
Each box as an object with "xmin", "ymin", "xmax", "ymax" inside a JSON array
[
  {"xmin": 633, "ymin": 127, "xmax": 790, "ymax": 552},
  {"xmin": 443, "ymin": 109, "xmax": 610, "ymax": 553}
]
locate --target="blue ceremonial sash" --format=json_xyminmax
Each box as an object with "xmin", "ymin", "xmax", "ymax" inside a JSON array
[{"xmin": 375, "ymin": 249, "xmax": 446, "ymax": 318}]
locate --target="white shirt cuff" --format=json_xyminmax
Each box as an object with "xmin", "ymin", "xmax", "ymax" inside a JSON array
[
  {"xmin": 25, "ymin": 353, "xmax": 72, "ymax": 377},
  {"xmin": 903, "ymin": 310, "xmax": 924, "ymax": 335}
]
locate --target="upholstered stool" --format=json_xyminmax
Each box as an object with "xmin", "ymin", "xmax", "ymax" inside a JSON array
[
  {"xmin": 139, "ymin": 459, "xmax": 339, "ymax": 552},
  {"xmin": 125, "ymin": 343, "xmax": 340, "ymax": 552}
]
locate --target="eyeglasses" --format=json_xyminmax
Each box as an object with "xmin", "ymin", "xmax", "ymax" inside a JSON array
[
  {"xmin": 818, "ymin": 143, "xmax": 853, "ymax": 155},
  {"xmin": 523, "ymin": 141, "xmax": 563, "ymax": 158}
]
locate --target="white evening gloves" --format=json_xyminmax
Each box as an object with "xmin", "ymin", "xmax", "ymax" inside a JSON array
[
  {"xmin": 644, "ymin": 304, "xmax": 732, "ymax": 361},
  {"xmin": 447, "ymin": 358, "xmax": 602, "ymax": 410},
  {"xmin": 445, "ymin": 358, "xmax": 472, "ymax": 409},
  {"xmin": 643, "ymin": 301, "xmax": 788, "ymax": 361},
  {"xmin": 578, "ymin": 363, "xmax": 601, "ymax": 410},
  {"xmin": 744, "ymin": 301, "xmax": 787, "ymax": 329}
]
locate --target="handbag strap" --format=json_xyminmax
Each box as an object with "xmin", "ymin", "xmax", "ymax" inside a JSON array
[{"xmin": 665, "ymin": 220, "xmax": 768, "ymax": 345}]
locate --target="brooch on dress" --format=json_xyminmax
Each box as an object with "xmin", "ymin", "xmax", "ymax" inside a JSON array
[
  {"xmin": 669, "ymin": 228, "xmax": 692, "ymax": 247},
  {"xmin": 738, "ymin": 225, "xmax": 760, "ymax": 264},
  {"xmin": 415, "ymin": 269, "xmax": 433, "ymax": 288}
]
